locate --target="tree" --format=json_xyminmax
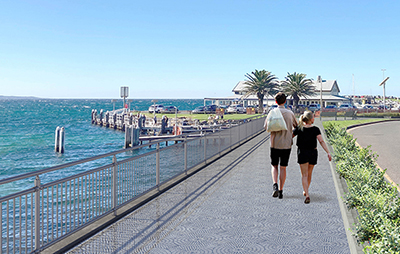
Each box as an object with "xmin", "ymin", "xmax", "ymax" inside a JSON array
[
  {"xmin": 243, "ymin": 69, "xmax": 278, "ymax": 113},
  {"xmin": 281, "ymin": 72, "xmax": 316, "ymax": 112}
]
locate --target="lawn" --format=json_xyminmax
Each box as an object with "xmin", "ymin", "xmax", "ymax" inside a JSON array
[{"xmin": 322, "ymin": 119, "xmax": 391, "ymax": 129}]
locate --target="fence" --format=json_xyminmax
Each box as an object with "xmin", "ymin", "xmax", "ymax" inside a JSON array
[{"xmin": 1, "ymin": 115, "xmax": 266, "ymax": 253}]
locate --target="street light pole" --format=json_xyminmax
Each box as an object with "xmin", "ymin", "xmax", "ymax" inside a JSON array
[
  {"xmin": 381, "ymin": 69, "xmax": 386, "ymax": 112},
  {"xmin": 318, "ymin": 75, "xmax": 322, "ymax": 120}
]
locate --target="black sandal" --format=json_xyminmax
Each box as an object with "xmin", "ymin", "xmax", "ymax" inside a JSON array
[{"xmin": 304, "ymin": 197, "xmax": 310, "ymax": 204}]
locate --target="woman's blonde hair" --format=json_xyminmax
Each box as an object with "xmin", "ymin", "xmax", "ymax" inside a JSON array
[{"xmin": 299, "ymin": 111, "xmax": 314, "ymax": 130}]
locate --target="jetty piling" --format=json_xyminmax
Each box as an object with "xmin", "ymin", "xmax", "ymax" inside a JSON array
[
  {"xmin": 55, "ymin": 126, "xmax": 65, "ymax": 153},
  {"xmin": 55, "ymin": 126, "xmax": 60, "ymax": 152},
  {"xmin": 124, "ymin": 126, "xmax": 140, "ymax": 148}
]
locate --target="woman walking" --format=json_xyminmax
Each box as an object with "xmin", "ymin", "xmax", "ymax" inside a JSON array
[{"xmin": 293, "ymin": 111, "xmax": 332, "ymax": 204}]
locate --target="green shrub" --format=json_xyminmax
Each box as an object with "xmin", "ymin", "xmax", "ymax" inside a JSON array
[{"xmin": 324, "ymin": 123, "xmax": 400, "ymax": 253}]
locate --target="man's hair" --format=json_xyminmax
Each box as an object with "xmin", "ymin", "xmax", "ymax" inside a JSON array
[{"xmin": 275, "ymin": 92, "xmax": 286, "ymax": 105}]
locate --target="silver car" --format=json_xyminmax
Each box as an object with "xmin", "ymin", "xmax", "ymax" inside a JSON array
[{"xmin": 226, "ymin": 104, "xmax": 246, "ymax": 113}]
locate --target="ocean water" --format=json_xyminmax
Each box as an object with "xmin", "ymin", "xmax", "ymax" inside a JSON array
[{"xmin": 0, "ymin": 98, "xmax": 203, "ymax": 196}]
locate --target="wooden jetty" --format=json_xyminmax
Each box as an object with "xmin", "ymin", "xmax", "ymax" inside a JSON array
[{"xmin": 91, "ymin": 108, "xmax": 233, "ymax": 148}]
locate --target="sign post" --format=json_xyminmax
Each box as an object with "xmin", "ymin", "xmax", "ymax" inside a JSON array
[{"xmin": 120, "ymin": 86, "xmax": 129, "ymax": 110}]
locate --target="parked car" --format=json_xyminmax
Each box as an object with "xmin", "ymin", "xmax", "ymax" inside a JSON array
[
  {"xmin": 325, "ymin": 105, "xmax": 337, "ymax": 109},
  {"xmin": 308, "ymin": 104, "xmax": 320, "ymax": 112},
  {"xmin": 363, "ymin": 105, "xmax": 374, "ymax": 109},
  {"xmin": 226, "ymin": 104, "xmax": 246, "ymax": 113},
  {"xmin": 148, "ymin": 104, "xmax": 164, "ymax": 113},
  {"xmin": 339, "ymin": 104, "xmax": 351, "ymax": 110},
  {"xmin": 161, "ymin": 106, "xmax": 179, "ymax": 113},
  {"xmin": 391, "ymin": 105, "xmax": 400, "ymax": 111},
  {"xmin": 192, "ymin": 106, "xmax": 207, "ymax": 114},
  {"xmin": 205, "ymin": 104, "xmax": 217, "ymax": 113},
  {"xmin": 217, "ymin": 105, "xmax": 228, "ymax": 110}
]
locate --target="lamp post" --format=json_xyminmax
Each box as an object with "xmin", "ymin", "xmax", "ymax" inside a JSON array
[
  {"xmin": 379, "ymin": 76, "xmax": 389, "ymax": 113},
  {"xmin": 318, "ymin": 75, "xmax": 322, "ymax": 120},
  {"xmin": 381, "ymin": 69, "xmax": 386, "ymax": 112}
]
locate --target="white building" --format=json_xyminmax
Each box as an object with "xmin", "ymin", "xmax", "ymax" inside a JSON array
[{"xmin": 204, "ymin": 78, "xmax": 350, "ymax": 107}]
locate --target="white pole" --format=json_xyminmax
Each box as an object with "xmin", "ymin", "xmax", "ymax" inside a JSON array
[
  {"xmin": 318, "ymin": 76, "xmax": 322, "ymax": 120},
  {"xmin": 55, "ymin": 126, "xmax": 60, "ymax": 152},
  {"xmin": 59, "ymin": 127, "xmax": 65, "ymax": 153}
]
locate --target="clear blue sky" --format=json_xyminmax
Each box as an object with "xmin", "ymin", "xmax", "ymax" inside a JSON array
[{"xmin": 0, "ymin": 0, "xmax": 399, "ymax": 99}]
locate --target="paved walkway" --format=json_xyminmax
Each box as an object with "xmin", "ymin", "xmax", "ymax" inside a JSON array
[
  {"xmin": 67, "ymin": 123, "xmax": 350, "ymax": 253},
  {"xmin": 348, "ymin": 120, "xmax": 400, "ymax": 190}
]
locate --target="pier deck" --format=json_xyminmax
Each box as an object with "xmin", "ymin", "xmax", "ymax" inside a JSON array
[{"xmin": 66, "ymin": 121, "xmax": 353, "ymax": 253}]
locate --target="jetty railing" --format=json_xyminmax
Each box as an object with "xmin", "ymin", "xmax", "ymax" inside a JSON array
[{"xmin": 0, "ymin": 114, "xmax": 266, "ymax": 254}]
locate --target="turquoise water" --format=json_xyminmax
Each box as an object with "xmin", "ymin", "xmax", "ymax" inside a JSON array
[{"xmin": 0, "ymin": 99, "xmax": 203, "ymax": 195}]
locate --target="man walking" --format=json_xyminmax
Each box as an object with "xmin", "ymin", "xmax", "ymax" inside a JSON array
[{"xmin": 265, "ymin": 92, "xmax": 297, "ymax": 199}]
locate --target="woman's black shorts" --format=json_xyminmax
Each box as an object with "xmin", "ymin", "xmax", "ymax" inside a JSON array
[{"xmin": 297, "ymin": 148, "xmax": 318, "ymax": 165}]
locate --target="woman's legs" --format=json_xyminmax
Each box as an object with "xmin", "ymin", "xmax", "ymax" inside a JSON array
[
  {"xmin": 299, "ymin": 163, "xmax": 310, "ymax": 197},
  {"xmin": 307, "ymin": 164, "xmax": 315, "ymax": 190}
]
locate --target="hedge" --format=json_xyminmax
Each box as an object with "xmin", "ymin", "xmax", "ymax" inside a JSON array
[{"xmin": 324, "ymin": 123, "xmax": 400, "ymax": 253}]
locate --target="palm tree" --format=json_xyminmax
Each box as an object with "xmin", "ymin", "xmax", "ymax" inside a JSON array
[
  {"xmin": 243, "ymin": 69, "xmax": 278, "ymax": 113},
  {"xmin": 281, "ymin": 72, "xmax": 316, "ymax": 112}
]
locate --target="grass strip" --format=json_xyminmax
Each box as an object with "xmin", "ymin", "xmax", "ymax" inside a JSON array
[{"xmin": 322, "ymin": 119, "xmax": 391, "ymax": 129}]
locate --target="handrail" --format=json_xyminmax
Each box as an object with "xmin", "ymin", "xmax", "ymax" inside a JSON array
[
  {"xmin": 1, "ymin": 113, "xmax": 266, "ymax": 254},
  {"xmin": 0, "ymin": 114, "xmax": 264, "ymax": 186}
]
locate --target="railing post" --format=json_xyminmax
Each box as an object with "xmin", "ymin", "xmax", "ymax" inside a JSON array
[
  {"xmin": 34, "ymin": 175, "xmax": 41, "ymax": 252},
  {"xmin": 112, "ymin": 155, "xmax": 117, "ymax": 214},
  {"xmin": 156, "ymin": 143, "xmax": 160, "ymax": 189},
  {"xmin": 184, "ymin": 137, "xmax": 188, "ymax": 175}
]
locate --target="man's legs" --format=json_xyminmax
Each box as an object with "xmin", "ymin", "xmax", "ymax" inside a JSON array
[
  {"xmin": 270, "ymin": 148, "xmax": 290, "ymax": 199},
  {"xmin": 271, "ymin": 165, "xmax": 287, "ymax": 199},
  {"xmin": 271, "ymin": 165, "xmax": 279, "ymax": 184},
  {"xmin": 279, "ymin": 166, "xmax": 287, "ymax": 191},
  {"xmin": 271, "ymin": 165, "xmax": 279, "ymax": 197}
]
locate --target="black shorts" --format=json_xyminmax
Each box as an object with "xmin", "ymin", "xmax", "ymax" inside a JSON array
[
  {"xmin": 270, "ymin": 148, "xmax": 291, "ymax": 167},
  {"xmin": 297, "ymin": 148, "xmax": 318, "ymax": 165}
]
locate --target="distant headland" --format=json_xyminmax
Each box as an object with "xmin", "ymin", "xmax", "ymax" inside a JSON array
[{"xmin": 0, "ymin": 95, "xmax": 41, "ymax": 100}]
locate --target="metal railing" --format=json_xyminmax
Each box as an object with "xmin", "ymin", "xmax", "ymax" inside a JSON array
[{"xmin": 0, "ymin": 115, "xmax": 266, "ymax": 253}]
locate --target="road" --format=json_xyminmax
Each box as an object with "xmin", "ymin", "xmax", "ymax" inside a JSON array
[{"xmin": 348, "ymin": 121, "xmax": 400, "ymax": 189}]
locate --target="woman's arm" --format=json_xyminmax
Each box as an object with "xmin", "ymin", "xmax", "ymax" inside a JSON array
[{"xmin": 317, "ymin": 134, "xmax": 332, "ymax": 161}]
